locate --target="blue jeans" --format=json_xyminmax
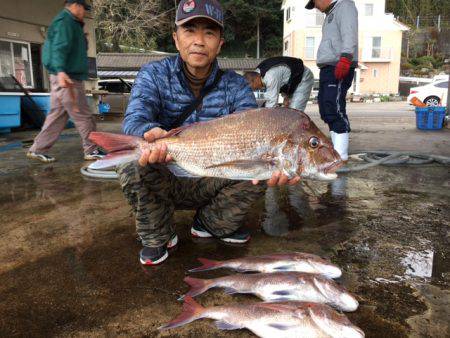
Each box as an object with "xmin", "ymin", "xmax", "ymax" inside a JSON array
[{"xmin": 318, "ymin": 66, "xmax": 355, "ymax": 133}]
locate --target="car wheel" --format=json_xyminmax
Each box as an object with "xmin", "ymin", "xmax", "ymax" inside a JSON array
[{"xmin": 424, "ymin": 96, "xmax": 440, "ymax": 106}]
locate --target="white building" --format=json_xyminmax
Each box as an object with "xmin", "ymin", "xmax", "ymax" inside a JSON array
[{"xmin": 281, "ymin": 0, "xmax": 409, "ymax": 95}]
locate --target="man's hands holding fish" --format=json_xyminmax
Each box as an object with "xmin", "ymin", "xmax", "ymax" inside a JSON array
[
  {"xmin": 138, "ymin": 127, "xmax": 301, "ymax": 187},
  {"xmin": 139, "ymin": 128, "xmax": 173, "ymax": 165}
]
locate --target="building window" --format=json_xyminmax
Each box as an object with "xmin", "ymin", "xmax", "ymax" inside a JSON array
[
  {"xmin": 371, "ymin": 37, "xmax": 381, "ymax": 58},
  {"xmin": 0, "ymin": 39, "xmax": 33, "ymax": 89},
  {"xmin": 286, "ymin": 7, "xmax": 291, "ymax": 22},
  {"xmin": 373, "ymin": 69, "xmax": 378, "ymax": 78},
  {"xmin": 305, "ymin": 37, "xmax": 315, "ymax": 59},
  {"xmin": 315, "ymin": 10, "xmax": 324, "ymax": 25},
  {"xmin": 284, "ymin": 40, "xmax": 289, "ymax": 52},
  {"xmin": 365, "ymin": 4, "xmax": 374, "ymax": 16}
]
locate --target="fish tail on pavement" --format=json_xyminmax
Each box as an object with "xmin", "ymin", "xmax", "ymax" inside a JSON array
[
  {"xmin": 159, "ymin": 296, "xmax": 206, "ymax": 330},
  {"xmin": 189, "ymin": 258, "xmax": 222, "ymax": 272},
  {"xmin": 181, "ymin": 276, "xmax": 214, "ymax": 299},
  {"xmin": 88, "ymin": 132, "xmax": 141, "ymax": 170}
]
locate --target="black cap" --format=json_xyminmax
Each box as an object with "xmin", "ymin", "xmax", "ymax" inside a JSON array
[
  {"xmin": 305, "ymin": 0, "xmax": 315, "ymax": 10},
  {"xmin": 176, "ymin": 0, "xmax": 224, "ymax": 28},
  {"xmin": 66, "ymin": 0, "xmax": 92, "ymax": 10}
]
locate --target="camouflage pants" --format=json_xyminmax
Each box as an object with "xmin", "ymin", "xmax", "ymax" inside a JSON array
[{"xmin": 117, "ymin": 162, "xmax": 265, "ymax": 247}]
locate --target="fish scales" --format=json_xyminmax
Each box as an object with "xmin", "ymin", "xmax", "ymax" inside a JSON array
[{"xmin": 158, "ymin": 109, "xmax": 306, "ymax": 179}]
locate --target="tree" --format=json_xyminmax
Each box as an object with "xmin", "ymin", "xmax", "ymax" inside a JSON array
[
  {"xmin": 220, "ymin": 0, "xmax": 283, "ymax": 58},
  {"xmin": 93, "ymin": 0, "xmax": 172, "ymax": 52}
]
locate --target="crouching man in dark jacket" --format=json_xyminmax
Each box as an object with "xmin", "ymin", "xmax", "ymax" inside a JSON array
[{"xmin": 119, "ymin": 0, "xmax": 300, "ymax": 266}]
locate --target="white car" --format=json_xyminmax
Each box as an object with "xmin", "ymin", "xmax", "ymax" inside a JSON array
[{"xmin": 407, "ymin": 78, "xmax": 448, "ymax": 107}]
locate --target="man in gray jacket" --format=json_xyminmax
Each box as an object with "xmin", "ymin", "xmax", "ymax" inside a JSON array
[{"xmin": 306, "ymin": 0, "xmax": 358, "ymax": 161}]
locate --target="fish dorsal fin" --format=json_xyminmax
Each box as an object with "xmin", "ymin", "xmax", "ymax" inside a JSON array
[
  {"xmin": 166, "ymin": 163, "xmax": 201, "ymax": 178},
  {"xmin": 205, "ymin": 159, "xmax": 273, "ymax": 170}
]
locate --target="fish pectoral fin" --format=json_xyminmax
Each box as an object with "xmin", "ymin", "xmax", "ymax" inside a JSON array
[
  {"xmin": 272, "ymin": 290, "xmax": 294, "ymax": 296},
  {"xmin": 273, "ymin": 264, "xmax": 296, "ymax": 271},
  {"xmin": 166, "ymin": 164, "xmax": 201, "ymax": 178},
  {"xmin": 205, "ymin": 159, "xmax": 271, "ymax": 170},
  {"xmin": 215, "ymin": 321, "xmax": 244, "ymax": 330},
  {"xmin": 268, "ymin": 323, "xmax": 296, "ymax": 331}
]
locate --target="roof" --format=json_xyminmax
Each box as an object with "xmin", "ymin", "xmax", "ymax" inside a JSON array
[
  {"xmin": 393, "ymin": 19, "xmax": 410, "ymax": 31},
  {"xmin": 97, "ymin": 53, "xmax": 265, "ymax": 72}
]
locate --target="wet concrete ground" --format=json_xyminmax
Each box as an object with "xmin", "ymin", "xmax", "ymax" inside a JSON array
[{"xmin": 0, "ymin": 102, "xmax": 449, "ymax": 337}]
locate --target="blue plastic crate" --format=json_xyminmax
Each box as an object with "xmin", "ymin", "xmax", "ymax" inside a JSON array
[
  {"xmin": 98, "ymin": 102, "xmax": 110, "ymax": 114},
  {"xmin": 415, "ymin": 107, "xmax": 446, "ymax": 130},
  {"xmin": 0, "ymin": 94, "xmax": 21, "ymax": 133}
]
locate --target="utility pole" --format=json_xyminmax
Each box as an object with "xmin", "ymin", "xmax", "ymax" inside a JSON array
[
  {"xmin": 446, "ymin": 58, "xmax": 450, "ymax": 127},
  {"xmin": 256, "ymin": 16, "xmax": 260, "ymax": 59}
]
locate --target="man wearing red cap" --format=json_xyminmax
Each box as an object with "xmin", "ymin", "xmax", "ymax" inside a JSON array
[{"xmin": 305, "ymin": 0, "xmax": 358, "ymax": 161}]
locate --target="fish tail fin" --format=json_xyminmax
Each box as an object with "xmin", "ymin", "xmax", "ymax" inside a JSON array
[
  {"xmin": 89, "ymin": 132, "xmax": 141, "ymax": 152},
  {"xmin": 159, "ymin": 296, "xmax": 205, "ymax": 330},
  {"xmin": 181, "ymin": 277, "xmax": 214, "ymax": 299},
  {"xmin": 88, "ymin": 132, "xmax": 142, "ymax": 170},
  {"xmin": 188, "ymin": 258, "xmax": 222, "ymax": 273}
]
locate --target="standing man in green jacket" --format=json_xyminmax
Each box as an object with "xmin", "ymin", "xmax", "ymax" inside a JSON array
[{"xmin": 27, "ymin": 0, "xmax": 104, "ymax": 163}]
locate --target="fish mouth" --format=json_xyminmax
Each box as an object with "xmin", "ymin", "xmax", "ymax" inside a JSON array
[{"xmin": 323, "ymin": 160, "xmax": 343, "ymax": 174}]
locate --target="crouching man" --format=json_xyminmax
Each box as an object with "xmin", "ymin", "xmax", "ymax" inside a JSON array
[
  {"xmin": 244, "ymin": 57, "xmax": 315, "ymax": 112},
  {"xmin": 118, "ymin": 0, "xmax": 300, "ymax": 266}
]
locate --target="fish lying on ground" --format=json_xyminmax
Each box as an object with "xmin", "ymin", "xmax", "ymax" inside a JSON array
[
  {"xmin": 160, "ymin": 296, "xmax": 364, "ymax": 338},
  {"xmin": 182, "ymin": 272, "xmax": 358, "ymax": 312},
  {"xmin": 189, "ymin": 252, "xmax": 342, "ymax": 279},
  {"xmin": 88, "ymin": 108, "xmax": 342, "ymax": 181}
]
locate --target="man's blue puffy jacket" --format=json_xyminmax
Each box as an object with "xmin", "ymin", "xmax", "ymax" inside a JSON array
[{"xmin": 123, "ymin": 55, "xmax": 258, "ymax": 137}]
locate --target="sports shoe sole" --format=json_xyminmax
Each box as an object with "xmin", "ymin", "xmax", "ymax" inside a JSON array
[
  {"xmin": 191, "ymin": 226, "xmax": 250, "ymax": 244},
  {"xmin": 220, "ymin": 236, "xmax": 251, "ymax": 244},
  {"xmin": 139, "ymin": 250, "xmax": 168, "ymax": 266},
  {"xmin": 26, "ymin": 152, "xmax": 56, "ymax": 163},
  {"xmin": 191, "ymin": 227, "xmax": 213, "ymax": 238}
]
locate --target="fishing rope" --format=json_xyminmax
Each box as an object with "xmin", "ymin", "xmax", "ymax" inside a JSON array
[{"xmin": 337, "ymin": 151, "xmax": 450, "ymax": 173}]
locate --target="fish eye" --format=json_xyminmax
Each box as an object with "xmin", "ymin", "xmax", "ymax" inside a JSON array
[{"xmin": 309, "ymin": 137, "xmax": 319, "ymax": 148}]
